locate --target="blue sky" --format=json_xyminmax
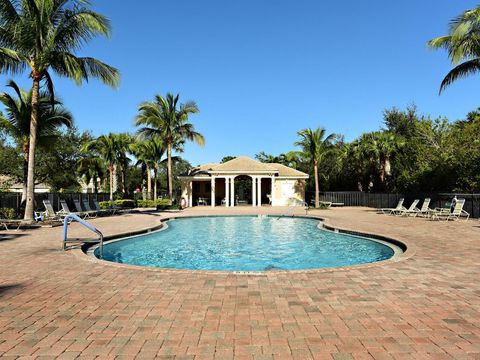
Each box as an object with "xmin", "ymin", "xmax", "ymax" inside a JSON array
[{"xmin": 2, "ymin": 0, "xmax": 479, "ymax": 165}]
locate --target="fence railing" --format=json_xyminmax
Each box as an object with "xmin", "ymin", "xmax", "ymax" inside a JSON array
[
  {"xmin": 0, "ymin": 192, "xmax": 111, "ymax": 213},
  {"xmin": 307, "ymin": 191, "xmax": 480, "ymax": 218}
]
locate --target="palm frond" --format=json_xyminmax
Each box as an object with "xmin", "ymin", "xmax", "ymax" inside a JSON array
[{"xmin": 439, "ymin": 59, "xmax": 480, "ymax": 93}]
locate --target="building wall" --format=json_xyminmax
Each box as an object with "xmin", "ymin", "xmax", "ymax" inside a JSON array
[{"xmin": 273, "ymin": 179, "xmax": 306, "ymax": 206}]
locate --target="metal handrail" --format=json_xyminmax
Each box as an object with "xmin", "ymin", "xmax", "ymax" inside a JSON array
[{"xmin": 63, "ymin": 213, "xmax": 104, "ymax": 258}]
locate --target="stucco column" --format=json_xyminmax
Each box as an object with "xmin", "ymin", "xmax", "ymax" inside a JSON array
[
  {"xmin": 251, "ymin": 177, "xmax": 256, "ymax": 207},
  {"xmin": 270, "ymin": 176, "xmax": 275, "ymax": 206},
  {"xmin": 257, "ymin": 177, "xmax": 262, "ymax": 207},
  {"xmin": 211, "ymin": 177, "xmax": 216, "ymax": 207},
  {"xmin": 230, "ymin": 176, "xmax": 235, "ymax": 207},
  {"xmin": 225, "ymin": 177, "xmax": 230, "ymax": 207},
  {"xmin": 188, "ymin": 181, "xmax": 193, "ymax": 207}
]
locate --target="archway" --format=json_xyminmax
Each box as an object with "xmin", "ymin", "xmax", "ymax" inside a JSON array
[{"xmin": 234, "ymin": 175, "xmax": 253, "ymax": 205}]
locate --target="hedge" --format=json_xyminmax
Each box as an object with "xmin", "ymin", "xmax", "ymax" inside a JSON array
[
  {"xmin": 0, "ymin": 208, "xmax": 19, "ymax": 219},
  {"xmin": 98, "ymin": 199, "xmax": 136, "ymax": 209},
  {"xmin": 137, "ymin": 199, "xmax": 171, "ymax": 208}
]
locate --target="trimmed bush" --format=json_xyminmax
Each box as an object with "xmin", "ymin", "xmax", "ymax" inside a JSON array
[
  {"xmin": 137, "ymin": 199, "xmax": 170, "ymax": 208},
  {"xmin": 99, "ymin": 199, "xmax": 136, "ymax": 209},
  {"xmin": 0, "ymin": 208, "xmax": 18, "ymax": 219}
]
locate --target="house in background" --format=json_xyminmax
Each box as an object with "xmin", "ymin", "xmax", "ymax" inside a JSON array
[
  {"xmin": 0, "ymin": 175, "xmax": 50, "ymax": 193},
  {"xmin": 179, "ymin": 156, "xmax": 308, "ymax": 207}
]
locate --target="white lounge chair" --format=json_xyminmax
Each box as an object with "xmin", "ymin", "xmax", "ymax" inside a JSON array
[
  {"xmin": 418, "ymin": 198, "xmax": 434, "ymax": 217},
  {"xmin": 37, "ymin": 199, "xmax": 66, "ymax": 221},
  {"xmin": 0, "ymin": 219, "xmax": 23, "ymax": 231},
  {"xmin": 93, "ymin": 200, "xmax": 116, "ymax": 215},
  {"xmin": 73, "ymin": 199, "xmax": 97, "ymax": 218},
  {"xmin": 378, "ymin": 198, "xmax": 406, "ymax": 215},
  {"xmin": 431, "ymin": 199, "xmax": 470, "ymax": 221},
  {"xmin": 60, "ymin": 200, "xmax": 89, "ymax": 219},
  {"xmin": 395, "ymin": 199, "xmax": 420, "ymax": 216}
]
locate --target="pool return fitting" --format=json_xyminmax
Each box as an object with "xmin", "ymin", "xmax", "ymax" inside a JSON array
[{"xmin": 62, "ymin": 213, "xmax": 104, "ymax": 258}]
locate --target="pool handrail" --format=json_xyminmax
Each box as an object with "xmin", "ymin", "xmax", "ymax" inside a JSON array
[{"xmin": 63, "ymin": 213, "xmax": 104, "ymax": 258}]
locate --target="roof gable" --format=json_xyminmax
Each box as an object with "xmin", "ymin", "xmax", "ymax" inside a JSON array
[{"xmin": 210, "ymin": 156, "xmax": 277, "ymax": 173}]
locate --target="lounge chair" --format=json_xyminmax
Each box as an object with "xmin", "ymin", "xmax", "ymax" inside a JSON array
[
  {"xmin": 60, "ymin": 200, "xmax": 89, "ymax": 219},
  {"xmin": 0, "ymin": 219, "xmax": 23, "ymax": 231},
  {"xmin": 395, "ymin": 199, "xmax": 420, "ymax": 216},
  {"xmin": 378, "ymin": 198, "xmax": 406, "ymax": 215},
  {"xmin": 37, "ymin": 199, "xmax": 66, "ymax": 221},
  {"xmin": 73, "ymin": 199, "xmax": 97, "ymax": 218},
  {"xmin": 431, "ymin": 199, "xmax": 470, "ymax": 221},
  {"xmin": 84, "ymin": 200, "xmax": 109, "ymax": 216},
  {"xmin": 93, "ymin": 200, "xmax": 116, "ymax": 215},
  {"xmin": 418, "ymin": 198, "xmax": 434, "ymax": 217}
]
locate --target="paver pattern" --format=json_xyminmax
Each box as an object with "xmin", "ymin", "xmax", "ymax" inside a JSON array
[{"xmin": 0, "ymin": 207, "xmax": 479, "ymax": 359}]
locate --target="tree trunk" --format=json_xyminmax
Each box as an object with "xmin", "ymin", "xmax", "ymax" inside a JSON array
[
  {"xmin": 109, "ymin": 165, "xmax": 114, "ymax": 204},
  {"xmin": 167, "ymin": 142, "xmax": 173, "ymax": 202},
  {"xmin": 153, "ymin": 165, "xmax": 158, "ymax": 201},
  {"xmin": 21, "ymin": 142, "xmax": 29, "ymax": 205},
  {"xmin": 314, "ymin": 160, "xmax": 319, "ymax": 208},
  {"xmin": 94, "ymin": 173, "xmax": 98, "ymax": 194},
  {"xmin": 146, "ymin": 165, "xmax": 152, "ymax": 200},
  {"xmin": 121, "ymin": 168, "xmax": 126, "ymax": 194},
  {"xmin": 24, "ymin": 76, "xmax": 41, "ymax": 221}
]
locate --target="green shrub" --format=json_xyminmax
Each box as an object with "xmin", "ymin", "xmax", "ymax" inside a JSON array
[
  {"xmin": 0, "ymin": 208, "xmax": 18, "ymax": 219},
  {"xmin": 136, "ymin": 199, "xmax": 171, "ymax": 208},
  {"xmin": 99, "ymin": 199, "xmax": 136, "ymax": 209}
]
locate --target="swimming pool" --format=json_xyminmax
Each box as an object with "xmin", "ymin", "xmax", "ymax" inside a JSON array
[{"xmin": 94, "ymin": 216, "xmax": 398, "ymax": 271}]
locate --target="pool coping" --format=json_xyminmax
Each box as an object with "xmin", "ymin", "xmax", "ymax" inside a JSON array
[{"xmin": 71, "ymin": 213, "xmax": 414, "ymax": 275}]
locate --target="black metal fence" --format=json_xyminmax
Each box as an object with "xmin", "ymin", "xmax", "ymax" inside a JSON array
[
  {"xmin": 0, "ymin": 192, "xmax": 111, "ymax": 212},
  {"xmin": 307, "ymin": 191, "xmax": 480, "ymax": 218}
]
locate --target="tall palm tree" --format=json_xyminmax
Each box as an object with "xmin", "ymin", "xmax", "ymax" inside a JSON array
[
  {"xmin": 0, "ymin": 0, "xmax": 120, "ymax": 221},
  {"xmin": 129, "ymin": 141, "xmax": 153, "ymax": 199},
  {"xmin": 130, "ymin": 138, "xmax": 165, "ymax": 200},
  {"xmin": 294, "ymin": 127, "xmax": 335, "ymax": 208},
  {"xmin": 82, "ymin": 134, "xmax": 120, "ymax": 203},
  {"xmin": 428, "ymin": 6, "xmax": 480, "ymax": 93},
  {"xmin": 77, "ymin": 155, "xmax": 105, "ymax": 194},
  {"xmin": 0, "ymin": 80, "xmax": 73, "ymax": 203},
  {"xmin": 358, "ymin": 132, "xmax": 404, "ymax": 190},
  {"xmin": 135, "ymin": 93, "xmax": 204, "ymax": 201},
  {"xmin": 114, "ymin": 133, "xmax": 133, "ymax": 195}
]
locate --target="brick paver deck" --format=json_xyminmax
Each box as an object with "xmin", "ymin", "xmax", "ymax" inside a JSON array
[{"xmin": 0, "ymin": 207, "xmax": 479, "ymax": 359}]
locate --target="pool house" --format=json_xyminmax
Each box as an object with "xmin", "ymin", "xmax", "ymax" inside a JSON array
[{"xmin": 179, "ymin": 156, "xmax": 309, "ymax": 207}]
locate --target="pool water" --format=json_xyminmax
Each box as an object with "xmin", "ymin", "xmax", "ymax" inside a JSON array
[{"xmin": 96, "ymin": 216, "xmax": 396, "ymax": 271}]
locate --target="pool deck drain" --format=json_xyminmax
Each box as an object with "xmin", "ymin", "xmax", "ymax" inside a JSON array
[{"xmin": 0, "ymin": 207, "xmax": 479, "ymax": 359}]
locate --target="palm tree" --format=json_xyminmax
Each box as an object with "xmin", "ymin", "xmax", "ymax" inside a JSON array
[
  {"xmin": 358, "ymin": 132, "xmax": 403, "ymax": 190},
  {"xmin": 135, "ymin": 93, "xmax": 204, "ymax": 201},
  {"xmin": 114, "ymin": 133, "xmax": 133, "ymax": 195},
  {"xmin": 82, "ymin": 134, "xmax": 121, "ymax": 203},
  {"xmin": 130, "ymin": 138, "xmax": 165, "ymax": 200},
  {"xmin": 129, "ymin": 141, "xmax": 153, "ymax": 199},
  {"xmin": 428, "ymin": 6, "xmax": 480, "ymax": 93},
  {"xmin": 0, "ymin": 80, "xmax": 73, "ymax": 203},
  {"xmin": 0, "ymin": 0, "xmax": 120, "ymax": 221},
  {"xmin": 294, "ymin": 127, "xmax": 335, "ymax": 208},
  {"xmin": 77, "ymin": 156, "xmax": 105, "ymax": 194}
]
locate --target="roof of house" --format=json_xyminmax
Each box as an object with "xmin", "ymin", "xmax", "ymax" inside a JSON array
[
  {"xmin": 0, "ymin": 175, "xmax": 50, "ymax": 190},
  {"xmin": 180, "ymin": 156, "xmax": 308, "ymax": 178}
]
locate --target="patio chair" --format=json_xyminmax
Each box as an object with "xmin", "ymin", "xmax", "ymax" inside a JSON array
[
  {"xmin": 395, "ymin": 199, "xmax": 420, "ymax": 216},
  {"xmin": 85, "ymin": 200, "xmax": 109, "ymax": 216},
  {"xmin": 73, "ymin": 199, "xmax": 97, "ymax": 218},
  {"xmin": 0, "ymin": 219, "xmax": 23, "ymax": 231},
  {"xmin": 431, "ymin": 199, "xmax": 469, "ymax": 221},
  {"xmin": 60, "ymin": 200, "xmax": 89, "ymax": 219},
  {"xmin": 38, "ymin": 199, "xmax": 66, "ymax": 221},
  {"xmin": 418, "ymin": 198, "xmax": 434, "ymax": 217},
  {"xmin": 378, "ymin": 198, "xmax": 406, "ymax": 215},
  {"xmin": 93, "ymin": 200, "xmax": 116, "ymax": 215}
]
